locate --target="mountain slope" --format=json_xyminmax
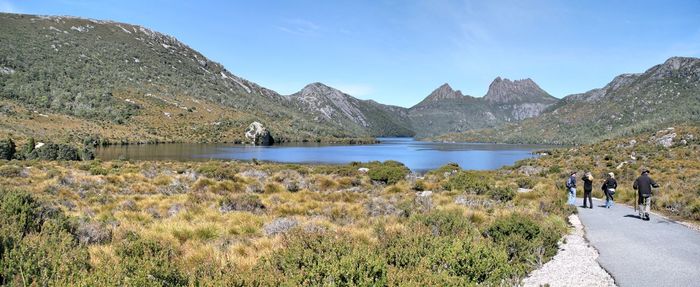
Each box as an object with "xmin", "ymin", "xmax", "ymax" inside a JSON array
[
  {"xmin": 437, "ymin": 57, "xmax": 700, "ymax": 144},
  {"xmin": 288, "ymin": 83, "xmax": 414, "ymax": 137},
  {"xmin": 408, "ymin": 78, "xmax": 558, "ymax": 138},
  {"xmin": 0, "ymin": 13, "xmax": 380, "ymax": 144}
]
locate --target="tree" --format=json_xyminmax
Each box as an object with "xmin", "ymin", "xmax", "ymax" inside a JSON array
[{"xmin": 0, "ymin": 137, "xmax": 15, "ymax": 160}]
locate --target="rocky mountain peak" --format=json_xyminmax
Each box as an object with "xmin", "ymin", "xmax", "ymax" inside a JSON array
[
  {"xmin": 484, "ymin": 77, "xmax": 554, "ymax": 104},
  {"xmin": 422, "ymin": 83, "xmax": 464, "ymax": 103}
]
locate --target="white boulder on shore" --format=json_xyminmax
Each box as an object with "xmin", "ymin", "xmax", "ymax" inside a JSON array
[{"xmin": 245, "ymin": 121, "xmax": 274, "ymax": 146}]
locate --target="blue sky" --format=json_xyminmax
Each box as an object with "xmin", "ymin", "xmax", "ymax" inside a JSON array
[{"xmin": 2, "ymin": 1, "xmax": 699, "ymax": 107}]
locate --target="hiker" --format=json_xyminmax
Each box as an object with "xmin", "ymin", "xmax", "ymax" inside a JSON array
[
  {"xmin": 582, "ymin": 171, "xmax": 593, "ymax": 208},
  {"xmin": 601, "ymin": 172, "xmax": 617, "ymax": 208},
  {"xmin": 566, "ymin": 171, "xmax": 577, "ymax": 205},
  {"xmin": 633, "ymin": 169, "xmax": 660, "ymax": 221}
]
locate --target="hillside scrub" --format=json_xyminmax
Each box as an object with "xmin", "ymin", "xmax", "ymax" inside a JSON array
[{"xmin": 0, "ymin": 158, "xmax": 574, "ymax": 285}]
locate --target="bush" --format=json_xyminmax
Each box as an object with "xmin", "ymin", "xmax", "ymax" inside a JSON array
[
  {"xmin": 57, "ymin": 144, "xmax": 80, "ymax": 161},
  {"xmin": 108, "ymin": 232, "xmax": 188, "ymax": 286},
  {"xmin": 256, "ymin": 231, "xmax": 387, "ymax": 286},
  {"xmin": 516, "ymin": 177, "xmax": 535, "ymax": 189},
  {"xmin": 484, "ymin": 213, "xmax": 563, "ymax": 275},
  {"xmin": 0, "ymin": 138, "xmax": 15, "ymax": 160},
  {"xmin": 0, "ymin": 165, "xmax": 22, "ymax": 177},
  {"xmin": 368, "ymin": 161, "xmax": 410, "ymax": 185},
  {"xmin": 443, "ymin": 171, "xmax": 492, "ymax": 194},
  {"xmin": 0, "ymin": 189, "xmax": 91, "ymax": 285},
  {"xmin": 488, "ymin": 186, "xmax": 516, "ymax": 202},
  {"xmin": 219, "ymin": 194, "xmax": 265, "ymax": 213}
]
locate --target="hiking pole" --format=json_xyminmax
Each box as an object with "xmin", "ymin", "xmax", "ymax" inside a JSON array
[{"xmin": 634, "ymin": 190, "xmax": 638, "ymax": 214}]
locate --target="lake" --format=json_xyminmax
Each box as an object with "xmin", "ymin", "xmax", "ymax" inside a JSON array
[{"xmin": 95, "ymin": 138, "xmax": 554, "ymax": 171}]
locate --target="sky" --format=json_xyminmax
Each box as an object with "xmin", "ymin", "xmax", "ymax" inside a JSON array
[{"xmin": 2, "ymin": 0, "xmax": 699, "ymax": 107}]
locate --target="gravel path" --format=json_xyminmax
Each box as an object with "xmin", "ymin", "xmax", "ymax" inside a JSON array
[
  {"xmin": 522, "ymin": 214, "xmax": 616, "ymax": 287},
  {"xmin": 576, "ymin": 198, "xmax": 700, "ymax": 287}
]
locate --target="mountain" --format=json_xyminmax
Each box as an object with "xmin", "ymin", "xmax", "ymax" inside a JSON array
[
  {"xmin": 436, "ymin": 57, "xmax": 700, "ymax": 144},
  {"xmin": 407, "ymin": 78, "xmax": 558, "ymax": 138},
  {"xmin": 288, "ymin": 83, "xmax": 414, "ymax": 137},
  {"xmin": 484, "ymin": 77, "xmax": 559, "ymax": 121},
  {"xmin": 0, "ymin": 13, "xmax": 394, "ymax": 144}
]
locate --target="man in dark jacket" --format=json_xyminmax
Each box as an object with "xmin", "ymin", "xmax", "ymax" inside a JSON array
[{"xmin": 633, "ymin": 169, "xmax": 659, "ymax": 221}]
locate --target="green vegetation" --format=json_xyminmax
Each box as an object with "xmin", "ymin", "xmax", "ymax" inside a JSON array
[
  {"xmin": 367, "ymin": 160, "xmax": 410, "ymax": 184},
  {"xmin": 0, "ymin": 156, "xmax": 575, "ymax": 286}
]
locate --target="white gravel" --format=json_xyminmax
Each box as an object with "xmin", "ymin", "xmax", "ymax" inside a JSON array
[{"xmin": 521, "ymin": 214, "xmax": 616, "ymax": 287}]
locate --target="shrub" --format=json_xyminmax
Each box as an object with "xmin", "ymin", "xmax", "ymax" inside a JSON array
[
  {"xmin": 219, "ymin": 194, "xmax": 265, "ymax": 213},
  {"xmin": 256, "ymin": 231, "xmax": 387, "ymax": 286},
  {"xmin": 412, "ymin": 209, "xmax": 473, "ymax": 237},
  {"xmin": 0, "ymin": 138, "xmax": 15, "ymax": 160},
  {"xmin": 368, "ymin": 161, "xmax": 410, "ymax": 185},
  {"xmin": 484, "ymin": 213, "xmax": 563, "ymax": 275},
  {"xmin": 443, "ymin": 171, "xmax": 492, "ymax": 194},
  {"xmin": 110, "ymin": 232, "xmax": 188, "ymax": 286},
  {"xmin": 488, "ymin": 186, "xmax": 516, "ymax": 202},
  {"xmin": 516, "ymin": 177, "xmax": 535, "ymax": 189},
  {"xmin": 0, "ymin": 165, "xmax": 22, "ymax": 177},
  {"xmin": 57, "ymin": 144, "xmax": 80, "ymax": 161},
  {"xmin": 0, "ymin": 189, "xmax": 91, "ymax": 285}
]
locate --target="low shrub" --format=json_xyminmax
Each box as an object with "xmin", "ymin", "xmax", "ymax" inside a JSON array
[
  {"xmin": 219, "ymin": 194, "xmax": 265, "ymax": 213},
  {"xmin": 489, "ymin": 186, "xmax": 516, "ymax": 202},
  {"xmin": 0, "ymin": 165, "xmax": 22, "ymax": 177},
  {"xmin": 0, "ymin": 138, "xmax": 15, "ymax": 160},
  {"xmin": 255, "ymin": 231, "xmax": 387, "ymax": 286},
  {"xmin": 443, "ymin": 171, "xmax": 492, "ymax": 195},
  {"xmin": 368, "ymin": 161, "xmax": 410, "ymax": 185},
  {"xmin": 0, "ymin": 189, "xmax": 91, "ymax": 285}
]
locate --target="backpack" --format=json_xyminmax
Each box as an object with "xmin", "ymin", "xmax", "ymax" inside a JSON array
[{"xmin": 565, "ymin": 177, "xmax": 573, "ymax": 189}]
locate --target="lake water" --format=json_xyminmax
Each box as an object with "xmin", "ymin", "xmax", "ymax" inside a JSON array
[{"xmin": 95, "ymin": 138, "xmax": 553, "ymax": 171}]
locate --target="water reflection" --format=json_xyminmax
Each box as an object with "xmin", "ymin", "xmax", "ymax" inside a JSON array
[{"xmin": 96, "ymin": 138, "xmax": 555, "ymax": 171}]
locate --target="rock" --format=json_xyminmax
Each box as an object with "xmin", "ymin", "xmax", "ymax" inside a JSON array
[
  {"xmin": 263, "ymin": 217, "xmax": 298, "ymax": 236},
  {"xmin": 120, "ymin": 200, "xmax": 137, "ymax": 211},
  {"xmin": 219, "ymin": 194, "xmax": 265, "ymax": 213},
  {"xmin": 167, "ymin": 203, "xmax": 183, "ymax": 217},
  {"xmin": 365, "ymin": 197, "xmax": 403, "ymax": 217},
  {"xmin": 656, "ymin": 132, "xmax": 677, "ymax": 148},
  {"xmin": 415, "ymin": 190, "xmax": 433, "ymax": 212},
  {"xmin": 518, "ymin": 165, "xmax": 543, "ymax": 176},
  {"xmin": 146, "ymin": 207, "xmax": 161, "ymax": 219},
  {"xmin": 245, "ymin": 182, "xmax": 264, "ymax": 193},
  {"xmin": 454, "ymin": 195, "xmax": 495, "ymax": 209},
  {"xmin": 245, "ymin": 121, "xmax": 274, "ymax": 146},
  {"xmin": 358, "ymin": 167, "xmax": 369, "ymax": 173},
  {"xmin": 240, "ymin": 169, "xmax": 269, "ymax": 181},
  {"xmin": 76, "ymin": 221, "xmax": 112, "ymax": 245},
  {"xmin": 517, "ymin": 188, "xmax": 533, "ymax": 193}
]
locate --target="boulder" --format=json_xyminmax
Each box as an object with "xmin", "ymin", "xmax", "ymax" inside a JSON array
[
  {"xmin": 245, "ymin": 121, "xmax": 274, "ymax": 146},
  {"xmin": 76, "ymin": 221, "xmax": 112, "ymax": 245},
  {"xmin": 263, "ymin": 217, "xmax": 299, "ymax": 236}
]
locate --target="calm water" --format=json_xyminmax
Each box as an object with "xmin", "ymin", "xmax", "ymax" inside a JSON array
[{"xmin": 95, "ymin": 138, "xmax": 553, "ymax": 171}]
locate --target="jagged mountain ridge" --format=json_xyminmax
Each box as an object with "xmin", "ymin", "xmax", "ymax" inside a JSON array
[
  {"xmin": 407, "ymin": 78, "xmax": 559, "ymax": 137},
  {"xmin": 436, "ymin": 57, "xmax": 700, "ymax": 144}
]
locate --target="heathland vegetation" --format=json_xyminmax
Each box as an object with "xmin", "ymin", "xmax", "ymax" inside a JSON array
[
  {"xmin": 1, "ymin": 158, "xmax": 571, "ymax": 286},
  {"xmin": 1, "ymin": 126, "xmax": 698, "ymax": 286}
]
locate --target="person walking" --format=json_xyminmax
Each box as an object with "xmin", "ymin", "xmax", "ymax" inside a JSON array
[
  {"xmin": 601, "ymin": 172, "xmax": 617, "ymax": 208},
  {"xmin": 582, "ymin": 171, "xmax": 594, "ymax": 208},
  {"xmin": 633, "ymin": 169, "xmax": 660, "ymax": 221},
  {"xmin": 566, "ymin": 171, "xmax": 577, "ymax": 205}
]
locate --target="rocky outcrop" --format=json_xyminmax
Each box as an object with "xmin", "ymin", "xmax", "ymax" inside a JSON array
[
  {"xmin": 484, "ymin": 77, "xmax": 555, "ymax": 104},
  {"xmin": 245, "ymin": 122, "xmax": 274, "ymax": 146}
]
